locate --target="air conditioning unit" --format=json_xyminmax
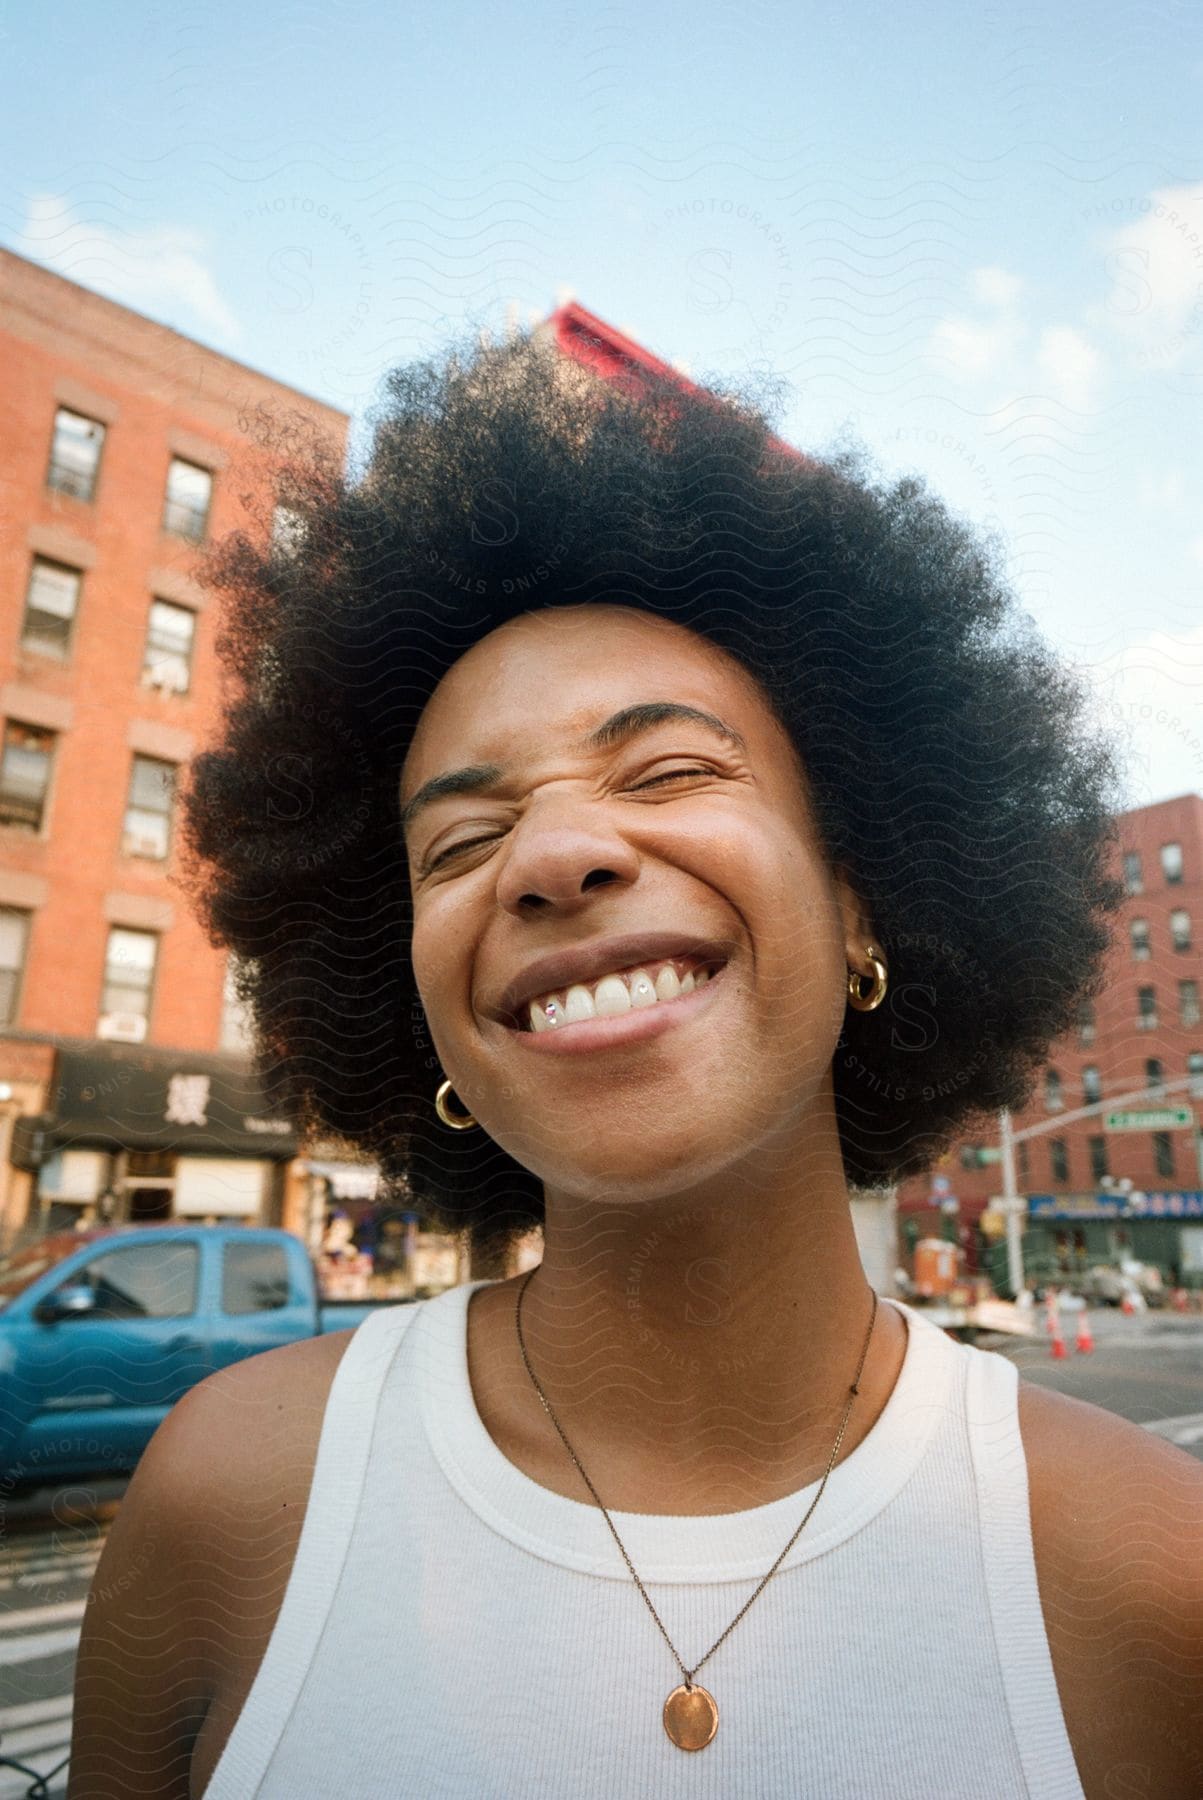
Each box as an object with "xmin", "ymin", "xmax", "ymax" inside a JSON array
[
  {"xmin": 123, "ymin": 830, "xmax": 165, "ymax": 858},
  {"xmin": 143, "ymin": 661, "xmax": 188, "ymax": 694},
  {"xmin": 97, "ymin": 1011, "xmax": 148, "ymax": 1043}
]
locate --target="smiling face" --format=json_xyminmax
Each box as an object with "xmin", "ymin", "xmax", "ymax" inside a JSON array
[{"xmin": 401, "ymin": 605, "xmax": 875, "ymax": 1203}]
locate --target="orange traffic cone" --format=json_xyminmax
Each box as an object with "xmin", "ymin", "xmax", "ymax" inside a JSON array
[
  {"xmin": 1074, "ymin": 1307, "xmax": 1094, "ymax": 1355},
  {"xmin": 1120, "ymin": 1287, "xmax": 1135, "ymax": 1316}
]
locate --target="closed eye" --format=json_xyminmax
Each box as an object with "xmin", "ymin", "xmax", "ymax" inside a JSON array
[{"xmin": 424, "ymin": 768, "xmax": 718, "ymax": 870}]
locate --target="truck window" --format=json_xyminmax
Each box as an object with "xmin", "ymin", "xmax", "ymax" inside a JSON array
[
  {"xmin": 221, "ymin": 1239, "xmax": 292, "ymax": 1314},
  {"xmin": 74, "ymin": 1242, "xmax": 199, "ymax": 1318}
]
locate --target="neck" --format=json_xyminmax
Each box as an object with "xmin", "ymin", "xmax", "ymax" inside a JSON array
[{"xmin": 466, "ymin": 1132, "xmax": 906, "ymax": 1516}]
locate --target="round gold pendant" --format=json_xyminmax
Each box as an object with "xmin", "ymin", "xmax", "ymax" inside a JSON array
[{"xmin": 663, "ymin": 1682, "xmax": 719, "ymax": 1751}]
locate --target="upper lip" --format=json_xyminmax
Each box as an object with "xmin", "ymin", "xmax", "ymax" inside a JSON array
[{"xmin": 483, "ymin": 931, "xmax": 735, "ymax": 1027}]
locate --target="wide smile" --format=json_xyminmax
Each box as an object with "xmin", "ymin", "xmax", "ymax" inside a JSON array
[{"xmin": 501, "ymin": 960, "xmax": 729, "ymax": 1056}]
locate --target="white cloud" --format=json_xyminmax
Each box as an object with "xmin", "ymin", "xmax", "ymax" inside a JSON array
[
  {"xmin": 15, "ymin": 194, "xmax": 241, "ymax": 344},
  {"xmin": 930, "ymin": 314, "xmax": 1017, "ymax": 375},
  {"xmin": 1090, "ymin": 624, "xmax": 1203, "ymax": 804},
  {"xmin": 971, "ymin": 265, "xmax": 1024, "ymax": 308},
  {"xmin": 1098, "ymin": 184, "xmax": 1203, "ymax": 367},
  {"xmin": 1189, "ymin": 533, "xmax": 1203, "ymax": 569},
  {"xmin": 1036, "ymin": 325, "xmax": 1101, "ymax": 407}
]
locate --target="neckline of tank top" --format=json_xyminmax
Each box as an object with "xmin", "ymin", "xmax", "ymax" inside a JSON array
[{"xmin": 403, "ymin": 1283, "xmax": 960, "ymax": 1583}]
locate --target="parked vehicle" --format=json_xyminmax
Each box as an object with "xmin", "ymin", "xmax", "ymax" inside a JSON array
[
  {"xmin": 0, "ymin": 1223, "xmax": 415, "ymax": 1493},
  {"xmin": 1074, "ymin": 1261, "xmax": 1165, "ymax": 1308}
]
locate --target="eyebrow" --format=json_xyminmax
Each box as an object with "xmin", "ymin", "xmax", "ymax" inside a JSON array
[{"xmin": 399, "ymin": 701, "xmax": 748, "ymax": 837}]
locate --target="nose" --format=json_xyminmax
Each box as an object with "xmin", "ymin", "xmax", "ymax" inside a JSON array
[{"xmin": 494, "ymin": 796, "xmax": 642, "ymax": 915}]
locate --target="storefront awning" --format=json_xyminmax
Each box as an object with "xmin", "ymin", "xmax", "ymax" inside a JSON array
[{"xmin": 42, "ymin": 1043, "xmax": 298, "ymax": 1160}]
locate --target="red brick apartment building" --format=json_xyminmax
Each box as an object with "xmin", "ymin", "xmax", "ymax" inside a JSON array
[
  {"xmin": 0, "ymin": 247, "xmax": 349, "ymax": 1247},
  {"xmin": 899, "ymin": 793, "xmax": 1203, "ymax": 1289}
]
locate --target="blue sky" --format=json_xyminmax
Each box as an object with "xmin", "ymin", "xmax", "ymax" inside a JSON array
[{"xmin": 3, "ymin": 0, "xmax": 1202, "ymax": 806}]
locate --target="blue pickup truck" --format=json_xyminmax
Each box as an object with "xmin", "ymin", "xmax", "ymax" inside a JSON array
[{"xmin": 0, "ymin": 1223, "xmax": 412, "ymax": 1494}]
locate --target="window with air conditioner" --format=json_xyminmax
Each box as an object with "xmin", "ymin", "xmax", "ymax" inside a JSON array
[
  {"xmin": 98, "ymin": 927, "xmax": 157, "ymax": 1040},
  {"xmin": 1137, "ymin": 986, "xmax": 1158, "ymax": 1030},
  {"xmin": 1170, "ymin": 909, "xmax": 1191, "ymax": 952},
  {"xmin": 162, "ymin": 458, "xmax": 213, "ymax": 542},
  {"xmin": 1122, "ymin": 851, "xmax": 1143, "ymax": 895},
  {"xmin": 0, "ymin": 908, "xmax": 31, "ymax": 1027},
  {"xmin": 0, "ymin": 721, "xmax": 56, "ymax": 832},
  {"xmin": 1076, "ymin": 998, "xmax": 1096, "ymax": 1045},
  {"xmin": 46, "ymin": 407, "xmax": 105, "ymax": 502},
  {"xmin": 21, "ymin": 557, "xmax": 82, "ymax": 659},
  {"xmin": 1043, "ymin": 1068, "xmax": 1063, "ymax": 1111},
  {"xmin": 1188, "ymin": 1051, "xmax": 1203, "ymax": 1099},
  {"xmin": 1130, "ymin": 917, "xmax": 1150, "ymax": 960},
  {"xmin": 1180, "ymin": 980, "xmax": 1200, "ymax": 1028},
  {"xmin": 1081, "ymin": 1065, "xmax": 1101, "ymax": 1103},
  {"xmin": 1145, "ymin": 1057, "xmax": 1165, "ymax": 1095},
  {"xmin": 1161, "ymin": 841, "xmax": 1184, "ymax": 885},
  {"xmin": 121, "ymin": 755, "xmax": 176, "ymax": 859},
  {"xmin": 141, "ymin": 599, "xmax": 195, "ymax": 694}
]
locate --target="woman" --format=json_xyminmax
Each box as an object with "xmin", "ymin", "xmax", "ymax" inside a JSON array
[{"xmin": 67, "ymin": 335, "xmax": 1202, "ymax": 1797}]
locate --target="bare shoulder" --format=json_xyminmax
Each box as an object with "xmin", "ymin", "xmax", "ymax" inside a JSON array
[
  {"xmin": 68, "ymin": 1329, "xmax": 358, "ymax": 1800},
  {"xmin": 1017, "ymin": 1377, "xmax": 1203, "ymax": 1800}
]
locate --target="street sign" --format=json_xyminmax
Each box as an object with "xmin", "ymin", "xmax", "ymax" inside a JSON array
[{"xmin": 1103, "ymin": 1106, "xmax": 1193, "ymax": 1132}]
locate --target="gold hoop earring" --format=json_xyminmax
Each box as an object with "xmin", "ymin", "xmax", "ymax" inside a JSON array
[
  {"xmin": 434, "ymin": 1077, "xmax": 479, "ymax": 1130},
  {"xmin": 847, "ymin": 944, "xmax": 888, "ymax": 1012}
]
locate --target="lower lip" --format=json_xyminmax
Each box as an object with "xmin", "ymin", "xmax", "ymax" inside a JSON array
[{"xmin": 503, "ymin": 967, "xmax": 728, "ymax": 1056}]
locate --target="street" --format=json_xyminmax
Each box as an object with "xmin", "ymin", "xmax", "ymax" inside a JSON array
[{"xmin": 0, "ymin": 1308, "xmax": 1200, "ymax": 1798}]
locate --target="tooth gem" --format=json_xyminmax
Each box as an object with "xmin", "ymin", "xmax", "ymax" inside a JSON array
[{"xmin": 522, "ymin": 956, "xmax": 719, "ymax": 1027}]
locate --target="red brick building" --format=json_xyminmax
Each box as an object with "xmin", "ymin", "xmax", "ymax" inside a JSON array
[
  {"xmin": 899, "ymin": 793, "xmax": 1203, "ymax": 1288},
  {"xmin": 0, "ymin": 247, "xmax": 349, "ymax": 1244}
]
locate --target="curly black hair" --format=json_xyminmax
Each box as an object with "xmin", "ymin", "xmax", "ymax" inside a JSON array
[{"xmin": 179, "ymin": 330, "xmax": 1126, "ymax": 1267}]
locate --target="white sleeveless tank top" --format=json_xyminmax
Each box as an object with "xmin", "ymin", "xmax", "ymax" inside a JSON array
[{"xmin": 201, "ymin": 1283, "xmax": 1086, "ymax": 1799}]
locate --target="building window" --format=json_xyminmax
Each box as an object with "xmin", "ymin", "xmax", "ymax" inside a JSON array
[
  {"xmin": 1122, "ymin": 850, "xmax": 1143, "ymax": 894},
  {"xmin": 1088, "ymin": 1136, "xmax": 1108, "ymax": 1182},
  {"xmin": 1082, "ymin": 1064, "xmax": 1102, "ymax": 1103},
  {"xmin": 46, "ymin": 407, "xmax": 106, "ymax": 501},
  {"xmin": 1043, "ymin": 1068, "xmax": 1063, "ymax": 1111},
  {"xmin": 21, "ymin": 557, "xmax": 82, "ymax": 658},
  {"xmin": 162, "ymin": 457, "xmax": 213, "ymax": 542},
  {"xmin": 0, "ymin": 722, "xmax": 56, "ymax": 832},
  {"xmin": 0, "ymin": 908, "xmax": 31, "ymax": 1026},
  {"xmin": 1076, "ymin": 998, "xmax": 1096, "ymax": 1046},
  {"xmin": 1161, "ymin": 841, "xmax": 1184, "ymax": 885},
  {"xmin": 1170, "ymin": 909, "xmax": 1191, "ymax": 952},
  {"xmin": 1180, "ymin": 980, "xmax": 1201, "ymax": 1028},
  {"xmin": 219, "ymin": 954, "xmax": 254, "ymax": 1054},
  {"xmin": 1137, "ymin": 985, "xmax": 1158, "ymax": 1029},
  {"xmin": 1130, "ymin": 918, "xmax": 1150, "ymax": 960},
  {"xmin": 1050, "ymin": 1139, "xmax": 1069, "ymax": 1183},
  {"xmin": 121, "ymin": 756, "xmax": 176, "ymax": 859},
  {"xmin": 1017, "ymin": 1139, "xmax": 1030, "ymax": 1184},
  {"xmin": 141, "ymin": 599, "xmax": 196, "ymax": 694},
  {"xmin": 99, "ymin": 927, "xmax": 158, "ymax": 1038},
  {"xmin": 1188, "ymin": 1051, "xmax": 1203, "ymax": 1098},
  {"xmin": 1151, "ymin": 1131, "xmax": 1175, "ymax": 1178},
  {"xmin": 1145, "ymin": 1057, "xmax": 1165, "ymax": 1095}
]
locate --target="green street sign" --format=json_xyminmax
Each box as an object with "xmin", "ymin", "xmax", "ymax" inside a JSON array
[{"xmin": 1103, "ymin": 1106, "xmax": 1193, "ymax": 1132}]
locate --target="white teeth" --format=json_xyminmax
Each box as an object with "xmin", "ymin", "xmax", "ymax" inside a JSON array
[
  {"xmin": 592, "ymin": 974, "xmax": 632, "ymax": 1017},
  {"xmin": 562, "ymin": 983, "xmax": 596, "ymax": 1023},
  {"xmin": 653, "ymin": 964, "xmax": 681, "ymax": 1002},
  {"xmin": 627, "ymin": 968, "xmax": 658, "ymax": 1008},
  {"xmin": 520, "ymin": 957, "xmax": 722, "ymax": 1029}
]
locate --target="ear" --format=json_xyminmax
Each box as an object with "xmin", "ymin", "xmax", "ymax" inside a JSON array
[{"xmin": 831, "ymin": 865, "xmax": 883, "ymax": 979}]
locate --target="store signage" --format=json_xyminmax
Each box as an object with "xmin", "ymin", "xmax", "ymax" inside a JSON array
[
  {"xmin": 48, "ymin": 1045, "xmax": 297, "ymax": 1159},
  {"xmin": 1103, "ymin": 1106, "xmax": 1193, "ymax": 1132},
  {"xmin": 1028, "ymin": 1190, "xmax": 1203, "ymax": 1219}
]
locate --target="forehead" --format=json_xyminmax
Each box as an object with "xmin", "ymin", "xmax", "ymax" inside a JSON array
[{"xmin": 404, "ymin": 606, "xmax": 774, "ymax": 780}]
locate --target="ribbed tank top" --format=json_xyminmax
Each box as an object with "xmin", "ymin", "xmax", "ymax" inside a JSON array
[{"xmin": 201, "ymin": 1283, "xmax": 1086, "ymax": 1799}]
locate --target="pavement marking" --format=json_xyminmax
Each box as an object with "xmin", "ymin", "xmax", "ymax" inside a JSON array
[
  {"xmin": 1142, "ymin": 1411, "xmax": 1203, "ymax": 1445},
  {"xmin": 0, "ymin": 1601, "xmax": 86, "ymax": 1634},
  {"xmin": 0, "ymin": 1624, "xmax": 80, "ymax": 1666}
]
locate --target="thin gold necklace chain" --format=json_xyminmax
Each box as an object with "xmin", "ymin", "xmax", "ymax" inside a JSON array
[{"xmin": 514, "ymin": 1267, "xmax": 879, "ymax": 1690}]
